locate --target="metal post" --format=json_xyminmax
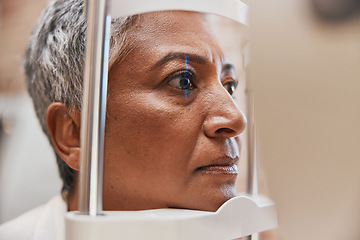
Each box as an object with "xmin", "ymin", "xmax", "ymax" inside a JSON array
[
  {"xmin": 79, "ymin": 0, "xmax": 111, "ymax": 216},
  {"xmin": 244, "ymin": 88, "xmax": 259, "ymax": 240},
  {"xmin": 246, "ymin": 93, "xmax": 259, "ymax": 198}
]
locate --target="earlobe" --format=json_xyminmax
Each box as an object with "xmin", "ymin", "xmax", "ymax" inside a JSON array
[{"xmin": 47, "ymin": 103, "xmax": 81, "ymax": 171}]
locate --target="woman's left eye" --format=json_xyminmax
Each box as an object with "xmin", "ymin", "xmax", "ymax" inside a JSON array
[
  {"xmin": 167, "ymin": 70, "xmax": 195, "ymax": 91},
  {"xmin": 223, "ymin": 80, "xmax": 237, "ymax": 96}
]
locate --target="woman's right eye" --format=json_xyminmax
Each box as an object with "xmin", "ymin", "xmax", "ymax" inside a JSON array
[{"xmin": 167, "ymin": 70, "xmax": 195, "ymax": 92}]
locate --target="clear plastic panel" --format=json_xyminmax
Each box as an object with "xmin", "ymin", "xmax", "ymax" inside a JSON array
[{"xmin": 73, "ymin": 1, "xmax": 276, "ymax": 239}]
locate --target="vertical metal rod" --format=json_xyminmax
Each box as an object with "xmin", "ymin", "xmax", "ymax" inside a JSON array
[
  {"xmin": 246, "ymin": 93, "xmax": 259, "ymax": 198},
  {"xmin": 244, "ymin": 89, "xmax": 259, "ymax": 240},
  {"xmin": 79, "ymin": 0, "xmax": 110, "ymax": 216}
]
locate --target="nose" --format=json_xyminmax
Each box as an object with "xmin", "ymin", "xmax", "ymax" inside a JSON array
[{"xmin": 203, "ymin": 88, "xmax": 247, "ymax": 139}]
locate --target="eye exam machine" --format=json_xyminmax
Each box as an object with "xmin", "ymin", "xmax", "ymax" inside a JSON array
[{"xmin": 65, "ymin": 0, "xmax": 278, "ymax": 239}]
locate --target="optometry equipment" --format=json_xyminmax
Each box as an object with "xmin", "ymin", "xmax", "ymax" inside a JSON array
[{"xmin": 66, "ymin": 0, "xmax": 277, "ymax": 239}]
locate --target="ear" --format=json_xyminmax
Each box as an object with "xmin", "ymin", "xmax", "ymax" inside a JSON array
[{"xmin": 47, "ymin": 103, "xmax": 81, "ymax": 171}]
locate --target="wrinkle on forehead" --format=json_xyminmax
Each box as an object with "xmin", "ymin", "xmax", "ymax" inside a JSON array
[
  {"xmin": 134, "ymin": 11, "xmax": 207, "ymax": 36},
  {"xmin": 123, "ymin": 11, "xmax": 226, "ymax": 67}
]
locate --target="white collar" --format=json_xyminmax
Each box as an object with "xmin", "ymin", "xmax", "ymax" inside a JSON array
[{"xmin": 33, "ymin": 195, "xmax": 66, "ymax": 240}]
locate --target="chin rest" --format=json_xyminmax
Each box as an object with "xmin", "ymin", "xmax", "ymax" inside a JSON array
[{"xmin": 66, "ymin": 194, "xmax": 277, "ymax": 240}]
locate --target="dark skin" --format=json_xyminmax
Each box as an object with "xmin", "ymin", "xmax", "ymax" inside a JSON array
[{"xmin": 47, "ymin": 11, "xmax": 247, "ymax": 213}]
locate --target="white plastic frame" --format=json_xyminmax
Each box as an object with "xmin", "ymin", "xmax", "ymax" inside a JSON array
[{"xmin": 111, "ymin": 0, "xmax": 248, "ymax": 25}]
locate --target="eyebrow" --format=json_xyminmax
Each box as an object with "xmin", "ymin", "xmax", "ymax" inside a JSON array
[
  {"xmin": 223, "ymin": 63, "xmax": 235, "ymax": 72},
  {"xmin": 151, "ymin": 52, "xmax": 208, "ymax": 70}
]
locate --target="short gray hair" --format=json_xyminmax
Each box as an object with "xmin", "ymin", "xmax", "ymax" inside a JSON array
[{"xmin": 24, "ymin": 0, "xmax": 138, "ymax": 197}]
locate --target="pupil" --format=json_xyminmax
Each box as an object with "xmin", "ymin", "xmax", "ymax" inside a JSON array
[
  {"xmin": 225, "ymin": 84, "xmax": 235, "ymax": 95},
  {"xmin": 229, "ymin": 85, "xmax": 235, "ymax": 95},
  {"xmin": 180, "ymin": 76, "xmax": 190, "ymax": 90}
]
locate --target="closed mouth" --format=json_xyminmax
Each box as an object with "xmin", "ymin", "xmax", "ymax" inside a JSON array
[
  {"xmin": 197, "ymin": 163, "xmax": 238, "ymax": 175},
  {"xmin": 196, "ymin": 156, "xmax": 239, "ymax": 175}
]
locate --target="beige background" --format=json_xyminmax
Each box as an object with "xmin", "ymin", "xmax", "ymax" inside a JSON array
[
  {"xmin": 251, "ymin": 0, "xmax": 360, "ymax": 240},
  {"xmin": 0, "ymin": 0, "xmax": 61, "ymax": 224},
  {"xmin": 0, "ymin": 0, "xmax": 48, "ymax": 93}
]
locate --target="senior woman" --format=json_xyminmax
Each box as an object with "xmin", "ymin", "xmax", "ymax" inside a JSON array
[{"xmin": 0, "ymin": 0, "xmax": 248, "ymax": 239}]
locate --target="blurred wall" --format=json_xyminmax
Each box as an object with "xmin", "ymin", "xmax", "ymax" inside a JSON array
[
  {"xmin": 0, "ymin": 0, "xmax": 61, "ymax": 223},
  {"xmin": 251, "ymin": 0, "xmax": 360, "ymax": 240},
  {"xmin": 0, "ymin": 0, "xmax": 47, "ymax": 93}
]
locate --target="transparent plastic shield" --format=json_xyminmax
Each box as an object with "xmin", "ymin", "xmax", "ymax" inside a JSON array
[
  {"xmin": 203, "ymin": 13, "xmax": 250, "ymax": 195},
  {"xmin": 73, "ymin": 1, "xmax": 276, "ymax": 239}
]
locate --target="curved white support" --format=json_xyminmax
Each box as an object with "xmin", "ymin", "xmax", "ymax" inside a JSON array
[
  {"xmin": 66, "ymin": 194, "xmax": 277, "ymax": 240},
  {"xmin": 110, "ymin": 0, "xmax": 248, "ymax": 25}
]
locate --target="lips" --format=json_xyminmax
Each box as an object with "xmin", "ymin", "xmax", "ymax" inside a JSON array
[{"xmin": 196, "ymin": 156, "xmax": 239, "ymax": 175}]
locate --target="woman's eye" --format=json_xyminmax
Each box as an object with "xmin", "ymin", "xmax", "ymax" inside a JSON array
[
  {"xmin": 223, "ymin": 80, "xmax": 237, "ymax": 96},
  {"xmin": 168, "ymin": 71, "xmax": 195, "ymax": 91}
]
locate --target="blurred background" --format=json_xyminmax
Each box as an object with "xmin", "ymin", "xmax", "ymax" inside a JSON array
[
  {"xmin": 0, "ymin": 0, "xmax": 360, "ymax": 240},
  {"xmin": 250, "ymin": 0, "xmax": 360, "ymax": 240},
  {"xmin": 0, "ymin": 0, "xmax": 62, "ymax": 224}
]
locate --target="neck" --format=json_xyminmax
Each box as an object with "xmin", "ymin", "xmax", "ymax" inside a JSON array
[{"xmin": 67, "ymin": 172, "xmax": 79, "ymax": 211}]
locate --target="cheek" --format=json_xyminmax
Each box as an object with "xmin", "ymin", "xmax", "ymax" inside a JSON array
[{"xmin": 104, "ymin": 92, "xmax": 203, "ymax": 173}]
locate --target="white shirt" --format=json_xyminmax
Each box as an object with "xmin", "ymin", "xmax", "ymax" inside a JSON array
[{"xmin": 0, "ymin": 195, "xmax": 66, "ymax": 240}]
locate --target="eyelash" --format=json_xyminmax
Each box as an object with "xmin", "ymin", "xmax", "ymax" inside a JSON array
[
  {"xmin": 167, "ymin": 69, "xmax": 196, "ymax": 93},
  {"xmin": 166, "ymin": 69, "xmax": 238, "ymax": 96}
]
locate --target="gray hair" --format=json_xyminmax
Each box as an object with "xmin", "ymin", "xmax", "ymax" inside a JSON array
[{"xmin": 24, "ymin": 0, "xmax": 138, "ymax": 197}]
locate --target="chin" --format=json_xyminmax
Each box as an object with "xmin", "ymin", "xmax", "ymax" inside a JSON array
[
  {"xmin": 211, "ymin": 189, "xmax": 237, "ymax": 212},
  {"xmin": 187, "ymin": 186, "xmax": 238, "ymax": 212}
]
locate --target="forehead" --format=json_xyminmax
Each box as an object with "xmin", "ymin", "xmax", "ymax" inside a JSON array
[
  {"xmin": 125, "ymin": 11, "xmax": 224, "ymax": 62},
  {"xmin": 132, "ymin": 11, "xmax": 208, "ymax": 35}
]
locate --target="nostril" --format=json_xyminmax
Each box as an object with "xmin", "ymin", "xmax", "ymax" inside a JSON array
[
  {"xmin": 215, "ymin": 128, "xmax": 234, "ymax": 134},
  {"xmin": 204, "ymin": 114, "xmax": 246, "ymax": 138}
]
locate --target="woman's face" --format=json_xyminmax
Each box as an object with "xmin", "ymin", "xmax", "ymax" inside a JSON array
[{"xmin": 104, "ymin": 11, "xmax": 247, "ymax": 212}]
